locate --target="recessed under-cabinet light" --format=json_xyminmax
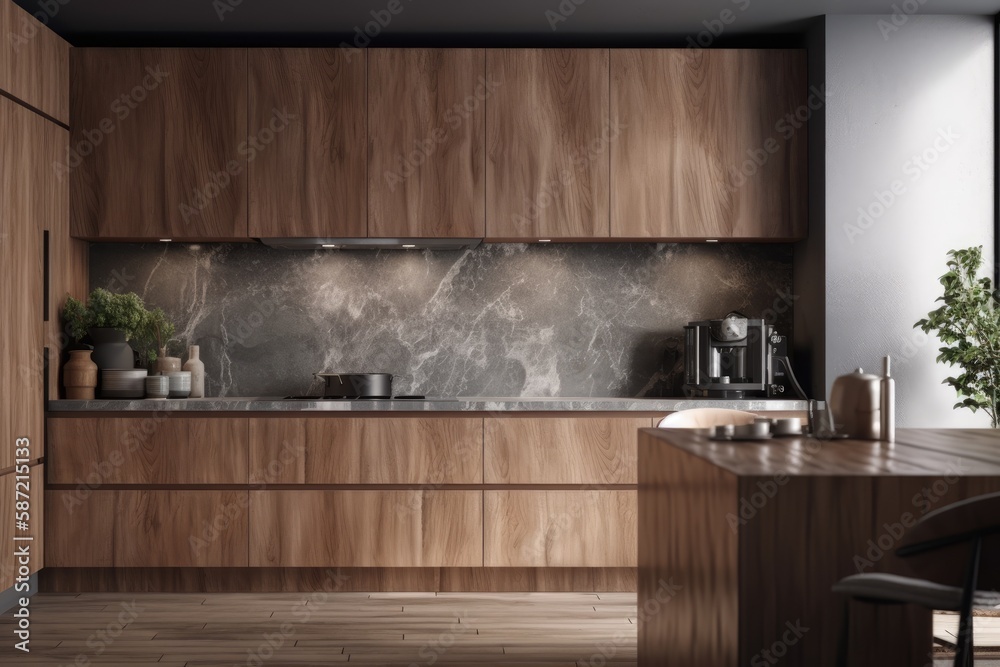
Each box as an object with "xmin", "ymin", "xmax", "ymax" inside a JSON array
[
  {"xmin": 159, "ymin": 238, "xmax": 172, "ymax": 242},
  {"xmin": 538, "ymin": 239, "xmax": 551, "ymax": 243},
  {"xmin": 402, "ymin": 244, "xmax": 417, "ymax": 248},
  {"xmin": 706, "ymin": 239, "xmax": 719, "ymax": 243},
  {"xmin": 321, "ymin": 244, "xmax": 338, "ymax": 248}
]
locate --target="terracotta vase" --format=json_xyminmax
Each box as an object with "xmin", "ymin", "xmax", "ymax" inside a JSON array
[
  {"xmin": 63, "ymin": 349, "xmax": 98, "ymax": 400},
  {"xmin": 182, "ymin": 345, "xmax": 205, "ymax": 398},
  {"xmin": 153, "ymin": 346, "xmax": 182, "ymax": 375}
]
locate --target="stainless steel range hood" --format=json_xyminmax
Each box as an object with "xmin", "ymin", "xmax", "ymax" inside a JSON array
[{"xmin": 258, "ymin": 238, "xmax": 482, "ymax": 250}]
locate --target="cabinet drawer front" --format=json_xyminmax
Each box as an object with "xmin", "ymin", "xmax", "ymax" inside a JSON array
[
  {"xmin": 485, "ymin": 417, "xmax": 647, "ymax": 484},
  {"xmin": 0, "ymin": 464, "xmax": 44, "ymax": 586},
  {"xmin": 485, "ymin": 490, "xmax": 637, "ymax": 567},
  {"xmin": 47, "ymin": 417, "xmax": 249, "ymax": 484},
  {"xmin": 45, "ymin": 490, "xmax": 249, "ymax": 567},
  {"xmin": 250, "ymin": 490, "xmax": 482, "ymax": 567},
  {"xmin": 249, "ymin": 418, "xmax": 483, "ymax": 484}
]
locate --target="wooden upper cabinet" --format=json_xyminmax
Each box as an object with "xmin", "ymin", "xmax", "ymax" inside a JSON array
[
  {"xmin": 486, "ymin": 49, "xmax": 610, "ymax": 240},
  {"xmin": 368, "ymin": 48, "xmax": 486, "ymax": 238},
  {"xmin": 248, "ymin": 49, "xmax": 367, "ymax": 238},
  {"xmin": 70, "ymin": 48, "xmax": 249, "ymax": 240},
  {"xmin": 0, "ymin": 0, "xmax": 69, "ymax": 123},
  {"xmin": 611, "ymin": 49, "xmax": 807, "ymax": 240}
]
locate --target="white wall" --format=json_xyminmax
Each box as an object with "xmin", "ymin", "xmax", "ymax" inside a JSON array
[{"xmin": 825, "ymin": 15, "xmax": 995, "ymax": 427}]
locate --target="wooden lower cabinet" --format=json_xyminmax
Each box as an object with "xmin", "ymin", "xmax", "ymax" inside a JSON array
[
  {"xmin": 0, "ymin": 464, "xmax": 43, "ymax": 590},
  {"xmin": 485, "ymin": 417, "xmax": 649, "ymax": 484},
  {"xmin": 47, "ymin": 417, "xmax": 249, "ymax": 484},
  {"xmin": 249, "ymin": 417, "xmax": 483, "ymax": 484},
  {"xmin": 484, "ymin": 490, "xmax": 637, "ymax": 567},
  {"xmin": 250, "ymin": 490, "xmax": 483, "ymax": 567},
  {"xmin": 45, "ymin": 490, "xmax": 249, "ymax": 567}
]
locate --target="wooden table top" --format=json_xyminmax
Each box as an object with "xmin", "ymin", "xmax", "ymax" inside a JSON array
[{"xmin": 640, "ymin": 427, "xmax": 1000, "ymax": 477}]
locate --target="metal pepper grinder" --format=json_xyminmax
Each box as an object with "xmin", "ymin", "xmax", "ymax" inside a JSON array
[{"xmin": 881, "ymin": 355, "xmax": 896, "ymax": 443}]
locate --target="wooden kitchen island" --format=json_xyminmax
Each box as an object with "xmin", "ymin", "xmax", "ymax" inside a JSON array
[{"xmin": 638, "ymin": 428, "xmax": 1000, "ymax": 667}]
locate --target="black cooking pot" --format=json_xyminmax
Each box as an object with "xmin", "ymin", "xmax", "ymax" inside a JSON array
[{"xmin": 314, "ymin": 373, "xmax": 393, "ymax": 398}]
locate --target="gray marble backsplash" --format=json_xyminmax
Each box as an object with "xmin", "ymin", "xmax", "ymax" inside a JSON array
[{"xmin": 89, "ymin": 243, "xmax": 793, "ymax": 398}]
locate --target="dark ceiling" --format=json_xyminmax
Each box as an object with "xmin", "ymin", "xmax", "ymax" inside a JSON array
[{"xmin": 12, "ymin": 0, "xmax": 1000, "ymax": 46}]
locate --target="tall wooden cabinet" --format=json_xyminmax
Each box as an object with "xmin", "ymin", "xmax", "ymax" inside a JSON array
[
  {"xmin": 0, "ymin": 0, "xmax": 70, "ymax": 592},
  {"xmin": 368, "ymin": 48, "xmax": 486, "ymax": 238},
  {"xmin": 486, "ymin": 49, "xmax": 610, "ymax": 240},
  {"xmin": 248, "ymin": 49, "xmax": 367, "ymax": 238},
  {"xmin": 611, "ymin": 49, "xmax": 807, "ymax": 239},
  {"xmin": 70, "ymin": 48, "xmax": 249, "ymax": 240}
]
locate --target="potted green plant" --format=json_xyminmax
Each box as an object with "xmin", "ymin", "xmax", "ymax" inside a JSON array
[
  {"xmin": 915, "ymin": 246, "xmax": 1000, "ymax": 427},
  {"xmin": 62, "ymin": 289, "xmax": 176, "ymax": 372}
]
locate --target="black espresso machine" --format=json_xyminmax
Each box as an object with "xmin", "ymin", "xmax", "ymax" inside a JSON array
[{"xmin": 683, "ymin": 312, "xmax": 807, "ymax": 399}]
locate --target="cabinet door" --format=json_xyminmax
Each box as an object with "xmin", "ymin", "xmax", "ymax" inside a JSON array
[
  {"xmin": 249, "ymin": 49, "xmax": 367, "ymax": 238},
  {"xmin": 250, "ymin": 490, "xmax": 482, "ymax": 567},
  {"xmin": 611, "ymin": 49, "xmax": 807, "ymax": 239},
  {"xmin": 485, "ymin": 417, "xmax": 647, "ymax": 484},
  {"xmin": 0, "ymin": 97, "xmax": 53, "ymax": 469},
  {"xmin": 48, "ymin": 417, "xmax": 250, "ymax": 484},
  {"xmin": 45, "ymin": 490, "xmax": 250, "ymax": 567},
  {"xmin": 70, "ymin": 48, "xmax": 249, "ymax": 239},
  {"xmin": 368, "ymin": 48, "xmax": 486, "ymax": 238},
  {"xmin": 249, "ymin": 417, "xmax": 483, "ymax": 484},
  {"xmin": 486, "ymin": 49, "xmax": 610, "ymax": 239},
  {"xmin": 0, "ymin": 0, "xmax": 69, "ymax": 123},
  {"xmin": 485, "ymin": 490, "xmax": 637, "ymax": 567}
]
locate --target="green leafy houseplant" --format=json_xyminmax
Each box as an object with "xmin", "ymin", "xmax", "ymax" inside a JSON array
[
  {"xmin": 916, "ymin": 246, "xmax": 1000, "ymax": 427},
  {"xmin": 62, "ymin": 289, "xmax": 176, "ymax": 365}
]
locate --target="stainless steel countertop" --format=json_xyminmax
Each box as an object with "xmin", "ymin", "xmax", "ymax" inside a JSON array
[{"xmin": 47, "ymin": 396, "xmax": 809, "ymax": 413}]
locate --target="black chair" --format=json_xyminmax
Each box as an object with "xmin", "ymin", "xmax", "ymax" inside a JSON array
[{"xmin": 833, "ymin": 492, "xmax": 1000, "ymax": 667}]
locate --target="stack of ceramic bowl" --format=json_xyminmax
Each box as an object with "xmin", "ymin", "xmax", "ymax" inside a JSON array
[
  {"xmin": 163, "ymin": 371, "xmax": 192, "ymax": 398},
  {"xmin": 101, "ymin": 369, "xmax": 147, "ymax": 398},
  {"xmin": 145, "ymin": 375, "xmax": 170, "ymax": 400}
]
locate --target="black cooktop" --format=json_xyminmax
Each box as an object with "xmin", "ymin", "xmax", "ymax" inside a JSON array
[{"xmin": 282, "ymin": 395, "xmax": 426, "ymax": 401}]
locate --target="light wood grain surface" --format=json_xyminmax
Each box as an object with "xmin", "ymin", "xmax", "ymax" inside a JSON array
[
  {"xmin": 487, "ymin": 48, "xmax": 610, "ymax": 239},
  {"xmin": 368, "ymin": 48, "xmax": 486, "ymax": 238},
  {"xmin": 0, "ymin": 0, "xmax": 69, "ymax": 122},
  {"xmin": 485, "ymin": 417, "xmax": 649, "ymax": 484},
  {"xmin": 47, "ymin": 417, "xmax": 250, "ymax": 484},
  {"xmin": 248, "ymin": 48, "xmax": 367, "ymax": 238},
  {"xmin": 485, "ymin": 490, "xmax": 637, "ymax": 567},
  {"xmin": 611, "ymin": 49, "xmax": 807, "ymax": 240},
  {"xmin": 0, "ymin": 591, "xmax": 638, "ymax": 665},
  {"xmin": 250, "ymin": 490, "xmax": 483, "ymax": 567},
  {"xmin": 249, "ymin": 417, "xmax": 483, "ymax": 484},
  {"xmin": 46, "ymin": 490, "xmax": 250, "ymax": 567},
  {"xmin": 71, "ymin": 48, "xmax": 249, "ymax": 239}
]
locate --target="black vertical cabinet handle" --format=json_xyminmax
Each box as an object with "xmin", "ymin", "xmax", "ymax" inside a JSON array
[{"xmin": 43, "ymin": 229, "xmax": 50, "ymax": 322}]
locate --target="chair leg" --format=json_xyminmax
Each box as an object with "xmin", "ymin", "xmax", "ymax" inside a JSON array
[
  {"xmin": 836, "ymin": 597, "xmax": 851, "ymax": 667},
  {"xmin": 954, "ymin": 538, "xmax": 982, "ymax": 667}
]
